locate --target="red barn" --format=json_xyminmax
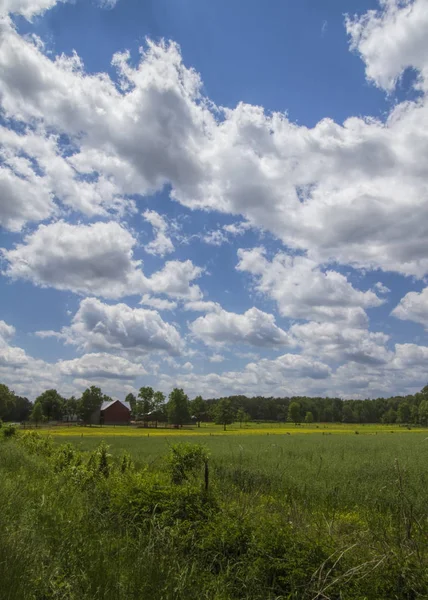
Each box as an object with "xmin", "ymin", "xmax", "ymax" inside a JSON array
[{"xmin": 97, "ymin": 399, "xmax": 131, "ymax": 425}]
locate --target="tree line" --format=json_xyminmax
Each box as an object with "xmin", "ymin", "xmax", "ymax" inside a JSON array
[{"xmin": 2, "ymin": 381, "xmax": 428, "ymax": 427}]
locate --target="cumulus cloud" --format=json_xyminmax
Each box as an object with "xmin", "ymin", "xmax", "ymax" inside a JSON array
[
  {"xmin": 0, "ymin": 123, "xmax": 133, "ymax": 232},
  {"xmin": 290, "ymin": 321, "xmax": 392, "ymax": 365},
  {"xmin": 0, "ymin": 320, "xmax": 16, "ymax": 341},
  {"xmin": 2, "ymin": 220, "xmax": 203, "ymax": 299},
  {"xmin": 2, "ymin": 220, "xmax": 146, "ymax": 298},
  {"xmin": 0, "ymin": 0, "xmax": 65, "ymax": 19},
  {"xmin": 209, "ymin": 353, "xmax": 225, "ymax": 363},
  {"xmin": 190, "ymin": 307, "xmax": 291, "ymax": 348},
  {"xmin": 142, "ymin": 209, "xmax": 175, "ymax": 256},
  {"xmin": 202, "ymin": 230, "xmax": 228, "ymax": 246},
  {"xmin": 147, "ymin": 260, "xmax": 203, "ymax": 300},
  {"xmin": 184, "ymin": 300, "xmax": 221, "ymax": 313},
  {"xmin": 58, "ymin": 352, "xmax": 146, "ymax": 380},
  {"xmin": 374, "ymin": 281, "xmax": 391, "ymax": 294},
  {"xmin": 140, "ymin": 294, "xmax": 177, "ymax": 311},
  {"xmin": 1, "ymin": 12, "xmax": 428, "ymax": 276},
  {"xmin": 0, "ymin": 319, "xmax": 59, "ymax": 397},
  {"xmin": 160, "ymin": 353, "xmax": 331, "ymax": 398},
  {"xmin": 237, "ymin": 248, "xmax": 382, "ymax": 326},
  {"xmin": 48, "ymin": 297, "xmax": 184, "ymax": 355},
  {"xmin": 346, "ymin": 0, "xmax": 428, "ymax": 92},
  {"xmin": 391, "ymin": 287, "xmax": 428, "ymax": 329}
]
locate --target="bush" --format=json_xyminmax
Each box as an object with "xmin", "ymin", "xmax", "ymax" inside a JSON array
[{"xmin": 1, "ymin": 424, "xmax": 17, "ymax": 439}]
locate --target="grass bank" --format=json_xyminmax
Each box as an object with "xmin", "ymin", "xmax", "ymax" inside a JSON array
[{"xmin": 2, "ymin": 428, "xmax": 428, "ymax": 599}]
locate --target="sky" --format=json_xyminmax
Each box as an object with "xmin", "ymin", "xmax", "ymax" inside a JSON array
[{"xmin": 1, "ymin": 0, "xmax": 428, "ymax": 402}]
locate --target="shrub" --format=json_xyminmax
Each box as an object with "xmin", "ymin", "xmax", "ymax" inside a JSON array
[{"xmin": 1, "ymin": 424, "xmax": 17, "ymax": 439}]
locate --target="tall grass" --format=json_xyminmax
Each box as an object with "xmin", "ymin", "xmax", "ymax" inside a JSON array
[{"xmin": 2, "ymin": 431, "xmax": 428, "ymax": 598}]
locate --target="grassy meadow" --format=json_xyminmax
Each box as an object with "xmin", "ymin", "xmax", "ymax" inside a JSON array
[{"xmin": 2, "ymin": 424, "xmax": 428, "ymax": 599}]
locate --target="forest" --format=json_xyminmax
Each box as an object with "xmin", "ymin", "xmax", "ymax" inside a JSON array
[{"xmin": 1, "ymin": 381, "xmax": 428, "ymax": 426}]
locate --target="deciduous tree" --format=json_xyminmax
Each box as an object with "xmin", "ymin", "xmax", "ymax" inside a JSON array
[
  {"xmin": 78, "ymin": 386, "xmax": 104, "ymax": 425},
  {"xmin": 190, "ymin": 395, "xmax": 206, "ymax": 427},
  {"xmin": 167, "ymin": 388, "xmax": 190, "ymax": 427},
  {"xmin": 214, "ymin": 398, "xmax": 235, "ymax": 431},
  {"xmin": 288, "ymin": 402, "xmax": 301, "ymax": 424}
]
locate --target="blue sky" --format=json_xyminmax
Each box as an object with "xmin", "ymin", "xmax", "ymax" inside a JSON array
[{"xmin": 1, "ymin": 0, "xmax": 428, "ymax": 401}]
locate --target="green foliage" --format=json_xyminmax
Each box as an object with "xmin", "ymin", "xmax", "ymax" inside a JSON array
[
  {"xmin": 236, "ymin": 408, "xmax": 250, "ymax": 428},
  {"xmin": 4, "ymin": 432, "xmax": 428, "ymax": 599},
  {"xmin": 214, "ymin": 398, "xmax": 235, "ymax": 430},
  {"xmin": 30, "ymin": 401, "xmax": 44, "ymax": 426},
  {"xmin": 125, "ymin": 393, "xmax": 137, "ymax": 416},
  {"xmin": 137, "ymin": 386, "xmax": 154, "ymax": 420},
  {"xmin": 167, "ymin": 388, "xmax": 190, "ymax": 426},
  {"xmin": 190, "ymin": 395, "xmax": 206, "ymax": 427},
  {"xmin": 1, "ymin": 424, "xmax": 17, "ymax": 439},
  {"xmin": 34, "ymin": 389, "xmax": 65, "ymax": 421},
  {"xmin": 78, "ymin": 386, "xmax": 104, "ymax": 424},
  {"xmin": 167, "ymin": 442, "xmax": 210, "ymax": 485},
  {"xmin": 304, "ymin": 411, "xmax": 314, "ymax": 423},
  {"xmin": 0, "ymin": 383, "xmax": 14, "ymax": 420},
  {"xmin": 288, "ymin": 401, "xmax": 301, "ymax": 424}
]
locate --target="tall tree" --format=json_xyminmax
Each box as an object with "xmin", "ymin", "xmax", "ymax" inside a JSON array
[
  {"xmin": 78, "ymin": 386, "xmax": 104, "ymax": 425},
  {"xmin": 34, "ymin": 389, "xmax": 64, "ymax": 421},
  {"xmin": 167, "ymin": 388, "xmax": 190, "ymax": 426},
  {"xmin": 288, "ymin": 402, "xmax": 301, "ymax": 424},
  {"xmin": 397, "ymin": 402, "xmax": 410, "ymax": 424},
  {"xmin": 419, "ymin": 400, "xmax": 428, "ymax": 426},
  {"xmin": 125, "ymin": 393, "xmax": 137, "ymax": 417},
  {"xmin": 214, "ymin": 398, "xmax": 235, "ymax": 431},
  {"xmin": 236, "ymin": 407, "xmax": 250, "ymax": 428},
  {"xmin": 152, "ymin": 391, "xmax": 165, "ymax": 427},
  {"xmin": 0, "ymin": 384, "xmax": 14, "ymax": 420},
  {"xmin": 7, "ymin": 396, "xmax": 32, "ymax": 422},
  {"xmin": 30, "ymin": 402, "xmax": 44, "ymax": 427},
  {"xmin": 137, "ymin": 386, "xmax": 154, "ymax": 421},
  {"xmin": 190, "ymin": 395, "xmax": 206, "ymax": 427},
  {"xmin": 304, "ymin": 411, "xmax": 314, "ymax": 424},
  {"xmin": 63, "ymin": 396, "xmax": 78, "ymax": 422}
]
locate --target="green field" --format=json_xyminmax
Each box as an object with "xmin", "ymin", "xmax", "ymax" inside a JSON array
[
  {"xmin": 30, "ymin": 420, "xmax": 423, "ymax": 437},
  {"xmin": 2, "ymin": 425, "xmax": 428, "ymax": 599}
]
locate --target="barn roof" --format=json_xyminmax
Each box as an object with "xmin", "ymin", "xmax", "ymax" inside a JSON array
[{"xmin": 101, "ymin": 399, "xmax": 131, "ymax": 411}]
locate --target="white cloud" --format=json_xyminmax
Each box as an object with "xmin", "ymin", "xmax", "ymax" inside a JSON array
[
  {"xmin": 237, "ymin": 248, "xmax": 382, "ymax": 326},
  {"xmin": 290, "ymin": 321, "xmax": 392, "ymax": 365},
  {"xmin": 142, "ymin": 209, "xmax": 175, "ymax": 256},
  {"xmin": 0, "ymin": 159, "xmax": 55, "ymax": 231},
  {"xmin": 374, "ymin": 281, "xmax": 391, "ymax": 294},
  {"xmin": 58, "ymin": 352, "xmax": 146, "ymax": 380},
  {"xmin": 184, "ymin": 300, "xmax": 221, "ymax": 313},
  {"xmin": 346, "ymin": 0, "xmax": 428, "ymax": 92},
  {"xmin": 392, "ymin": 343, "xmax": 428, "ymax": 369},
  {"xmin": 140, "ymin": 294, "xmax": 177, "ymax": 311},
  {"xmin": 1, "ymin": 16, "xmax": 428, "ymax": 276},
  {"xmin": 2, "ymin": 220, "xmax": 146, "ymax": 298},
  {"xmin": 0, "ymin": 320, "xmax": 16, "ymax": 341},
  {"xmin": 209, "ymin": 353, "xmax": 225, "ymax": 363},
  {"xmin": 190, "ymin": 306, "xmax": 291, "ymax": 348},
  {"xmin": 202, "ymin": 230, "xmax": 228, "ymax": 246},
  {"xmin": 160, "ymin": 353, "xmax": 331, "ymax": 398},
  {"xmin": 0, "ymin": 123, "xmax": 133, "ymax": 232},
  {"xmin": 223, "ymin": 221, "xmax": 252, "ymax": 236},
  {"xmin": 0, "ymin": 0, "xmax": 65, "ymax": 19},
  {"xmin": 53, "ymin": 297, "xmax": 184, "ymax": 355},
  {"xmin": 391, "ymin": 287, "xmax": 428, "ymax": 329},
  {"xmin": 2, "ymin": 220, "xmax": 203, "ymax": 300},
  {"xmin": 97, "ymin": 0, "xmax": 119, "ymax": 9},
  {"xmin": 147, "ymin": 260, "xmax": 203, "ymax": 300},
  {"xmin": 0, "ymin": 320, "xmax": 60, "ymax": 397}
]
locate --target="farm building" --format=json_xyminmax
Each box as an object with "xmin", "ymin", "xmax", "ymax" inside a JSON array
[{"xmin": 91, "ymin": 399, "xmax": 131, "ymax": 425}]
